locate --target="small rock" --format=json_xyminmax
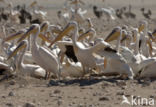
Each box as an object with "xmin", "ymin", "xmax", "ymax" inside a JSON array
[
  {"xmin": 9, "ymin": 80, "xmax": 16, "ymax": 85},
  {"xmin": 74, "ymin": 96, "xmax": 77, "ymax": 98},
  {"xmin": 149, "ymin": 95, "xmax": 155, "ymax": 99},
  {"xmin": 67, "ymin": 96, "xmax": 71, "ymax": 98},
  {"xmin": 19, "ymin": 84, "xmax": 25, "ymax": 88},
  {"xmin": 78, "ymin": 104, "xmax": 84, "ymax": 107},
  {"xmin": 23, "ymin": 103, "xmax": 35, "ymax": 107},
  {"xmin": 80, "ymin": 87, "xmax": 86, "ymax": 89},
  {"xmin": 93, "ymin": 92, "xmax": 98, "ymax": 96},
  {"xmin": 2, "ymin": 95, "xmax": 6, "ymax": 98},
  {"xmin": 72, "ymin": 102, "xmax": 75, "ymax": 104},
  {"xmin": 37, "ymin": 102, "xmax": 41, "ymax": 106},
  {"xmin": 57, "ymin": 100, "xmax": 63, "ymax": 106},
  {"xmin": 54, "ymin": 89, "xmax": 61, "ymax": 94},
  {"xmin": 68, "ymin": 103, "xmax": 72, "ymax": 106},
  {"xmin": 45, "ymin": 99, "xmax": 48, "ymax": 102},
  {"xmin": 49, "ymin": 93, "xmax": 57, "ymax": 97},
  {"xmin": 116, "ymin": 91, "xmax": 124, "ymax": 95},
  {"xmin": 89, "ymin": 104, "xmax": 94, "ymax": 107},
  {"xmin": 32, "ymin": 100, "xmax": 36, "ymax": 103},
  {"xmin": 116, "ymin": 80, "xmax": 126, "ymax": 87},
  {"xmin": 153, "ymin": 86, "xmax": 156, "ymax": 89},
  {"xmin": 99, "ymin": 97, "xmax": 109, "ymax": 101},
  {"xmin": 83, "ymin": 97, "xmax": 87, "ymax": 99},
  {"xmin": 142, "ymin": 80, "xmax": 151, "ymax": 87},
  {"xmin": 89, "ymin": 87, "xmax": 93, "ymax": 89},
  {"xmin": 6, "ymin": 103, "xmax": 14, "ymax": 107},
  {"xmin": 40, "ymin": 90, "xmax": 44, "ymax": 92},
  {"xmin": 93, "ymin": 92, "xmax": 102, "ymax": 96},
  {"xmin": 58, "ymin": 96, "xmax": 62, "ymax": 99},
  {"xmin": 8, "ymin": 92, "xmax": 15, "ymax": 96},
  {"xmin": 121, "ymin": 86, "xmax": 127, "ymax": 90},
  {"xmin": 102, "ymin": 82, "xmax": 111, "ymax": 87}
]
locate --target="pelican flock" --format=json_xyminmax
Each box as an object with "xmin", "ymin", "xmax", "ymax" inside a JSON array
[{"xmin": 1, "ymin": 0, "xmax": 156, "ymax": 82}]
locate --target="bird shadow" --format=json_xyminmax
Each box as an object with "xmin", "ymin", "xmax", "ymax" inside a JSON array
[{"xmin": 48, "ymin": 76, "xmax": 123, "ymax": 87}]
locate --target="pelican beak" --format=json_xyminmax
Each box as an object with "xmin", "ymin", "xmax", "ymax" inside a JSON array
[
  {"xmin": 17, "ymin": 25, "xmax": 36, "ymax": 43},
  {"xmin": 52, "ymin": 28, "xmax": 61, "ymax": 34},
  {"xmin": 4, "ymin": 31, "xmax": 24, "ymax": 42},
  {"xmin": 7, "ymin": 41, "xmax": 26, "ymax": 60},
  {"xmin": 147, "ymin": 39, "xmax": 153, "ymax": 56},
  {"xmin": 120, "ymin": 30, "xmax": 128, "ymax": 43},
  {"xmin": 152, "ymin": 29, "xmax": 156, "ymax": 37},
  {"xmin": 105, "ymin": 28, "xmax": 120, "ymax": 42},
  {"xmin": 79, "ymin": 29, "xmax": 85, "ymax": 35},
  {"xmin": 138, "ymin": 24, "xmax": 144, "ymax": 33},
  {"xmin": 78, "ymin": 30, "xmax": 90, "ymax": 41},
  {"xmin": 121, "ymin": 35, "xmax": 127, "ymax": 43},
  {"xmin": 40, "ymin": 22, "xmax": 49, "ymax": 33},
  {"xmin": 48, "ymin": 23, "xmax": 74, "ymax": 47},
  {"xmin": 104, "ymin": 58, "xmax": 107, "ymax": 69},
  {"xmin": 38, "ymin": 33, "xmax": 52, "ymax": 43},
  {"xmin": 132, "ymin": 32, "xmax": 136, "ymax": 42},
  {"xmin": 121, "ymin": 32, "xmax": 126, "ymax": 40}
]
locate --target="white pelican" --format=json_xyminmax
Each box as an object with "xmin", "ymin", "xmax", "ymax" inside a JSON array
[
  {"xmin": 70, "ymin": 7, "xmax": 87, "ymax": 25},
  {"xmin": 61, "ymin": 57, "xmax": 83, "ymax": 78},
  {"xmin": 39, "ymin": 21, "xmax": 63, "ymax": 46},
  {"xmin": 104, "ymin": 27, "xmax": 156, "ymax": 76},
  {"xmin": 47, "ymin": 27, "xmax": 96, "ymax": 64},
  {"xmin": 39, "ymin": 27, "xmax": 95, "ymax": 64},
  {"xmin": 0, "ymin": 61, "xmax": 13, "ymax": 75},
  {"xmin": 86, "ymin": 18, "xmax": 93, "ymax": 29},
  {"xmin": 139, "ymin": 61, "xmax": 156, "ymax": 78},
  {"xmin": 105, "ymin": 26, "xmax": 127, "ymax": 52},
  {"xmin": 3, "ymin": 30, "xmax": 36, "ymax": 64},
  {"xmin": 17, "ymin": 24, "xmax": 60, "ymax": 79},
  {"xmin": 138, "ymin": 20, "xmax": 152, "ymax": 57},
  {"xmin": 69, "ymin": 0, "xmax": 85, "ymax": 10},
  {"xmin": 7, "ymin": 40, "xmax": 46, "ymax": 78},
  {"xmin": 101, "ymin": 7, "xmax": 116, "ymax": 21},
  {"xmin": 57, "ymin": 10, "xmax": 70, "ymax": 26},
  {"xmin": 48, "ymin": 21, "xmax": 134, "ymax": 79}
]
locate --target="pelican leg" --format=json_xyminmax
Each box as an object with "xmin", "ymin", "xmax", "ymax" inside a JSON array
[
  {"xmin": 82, "ymin": 65, "xmax": 86, "ymax": 74},
  {"xmin": 95, "ymin": 66, "xmax": 100, "ymax": 73},
  {"xmin": 104, "ymin": 58, "xmax": 107, "ymax": 69},
  {"xmin": 48, "ymin": 72, "xmax": 51, "ymax": 79},
  {"xmin": 45, "ymin": 71, "xmax": 48, "ymax": 80},
  {"xmin": 122, "ymin": 63, "xmax": 134, "ymax": 80},
  {"xmin": 57, "ymin": 72, "xmax": 61, "ymax": 81},
  {"xmin": 28, "ymin": 36, "xmax": 31, "ymax": 51},
  {"xmin": 60, "ymin": 52, "xmax": 65, "ymax": 64}
]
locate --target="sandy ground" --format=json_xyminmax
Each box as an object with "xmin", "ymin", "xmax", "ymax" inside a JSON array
[{"xmin": 1, "ymin": 0, "xmax": 156, "ymax": 107}]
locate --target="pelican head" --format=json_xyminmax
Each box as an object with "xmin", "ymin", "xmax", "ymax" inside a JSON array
[
  {"xmin": 17, "ymin": 24, "xmax": 40, "ymax": 43},
  {"xmin": 105, "ymin": 26, "xmax": 125, "ymax": 42},
  {"xmin": 121, "ymin": 30, "xmax": 132, "ymax": 42},
  {"xmin": 7, "ymin": 40, "xmax": 27, "ymax": 60},
  {"xmin": 86, "ymin": 18, "xmax": 93, "ymax": 28},
  {"xmin": 48, "ymin": 21, "xmax": 77, "ymax": 47},
  {"xmin": 79, "ymin": 27, "xmax": 85, "ymax": 35},
  {"xmin": 138, "ymin": 20, "xmax": 148, "ymax": 33},
  {"xmin": 78, "ymin": 28, "xmax": 96, "ymax": 41},
  {"xmin": 40, "ymin": 21, "xmax": 49, "ymax": 33},
  {"xmin": 147, "ymin": 31, "xmax": 154, "ymax": 41}
]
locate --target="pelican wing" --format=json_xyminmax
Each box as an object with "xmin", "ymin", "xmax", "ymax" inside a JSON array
[{"xmin": 38, "ymin": 47, "xmax": 59, "ymax": 69}]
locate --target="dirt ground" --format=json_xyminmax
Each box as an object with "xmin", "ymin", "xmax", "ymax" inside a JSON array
[{"xmin": 0, "ymin": 0, "xmax": 156, "ymax": 107}]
